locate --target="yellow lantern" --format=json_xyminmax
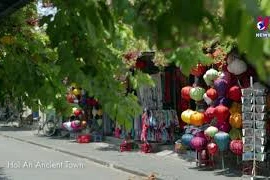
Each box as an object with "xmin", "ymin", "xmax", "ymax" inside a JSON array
[
  {"xmin": 97, "ymin": 109, "xmax": 103, "ymax": 116},
  {"xmin": 181, "ymin": 109, "xmax": 195, "ymax": 124},
  {"xmin": 73, "ymin": 88, "xmax": 81, "ymax": 96},
  {"xmin": 229, "ymin": 102, "xmax": 241, "ymax": 114},
  {"xmin": 190, "ymin": 112, "xmax": 205, "ymax": 127},
  {"xmin": 229, "ymin": 113, "xmax": 242, "ymax": 128},
  {"xmin": 72, "ymin": 107, "xmax": 77, "ymax": 113}
]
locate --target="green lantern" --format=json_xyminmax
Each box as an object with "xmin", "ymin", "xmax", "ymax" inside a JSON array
[
  {"xmin": 229, "ymin": 128, "xmax": 242, "ymax": 140},
  {"xmin": 203, "ymin": 68, "xmax": 219, "ymax": 86},
  {"xmin": 189, "ymin": 87, "xmax": 205, "ymax": 101},
  {"xmin": 204, "ymin": 126, "xmax": 219, "ymax": 138}
]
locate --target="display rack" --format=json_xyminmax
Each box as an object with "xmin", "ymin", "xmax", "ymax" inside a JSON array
[{"xmin": 242, "ymin": 77, "xmax": 268, "ymax": 179}]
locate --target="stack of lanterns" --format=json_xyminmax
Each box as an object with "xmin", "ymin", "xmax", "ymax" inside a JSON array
[{"xmin": 179, "ymin": 48, "xmax": 249, "ymax": 168}]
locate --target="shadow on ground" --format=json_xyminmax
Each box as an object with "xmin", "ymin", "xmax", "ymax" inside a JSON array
[{"xmin": 0, "ymin": 126, "xmax": 32, "ymax": 131}]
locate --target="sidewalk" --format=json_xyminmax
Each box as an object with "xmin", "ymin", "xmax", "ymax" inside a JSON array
[{"xmin": 0, "ymin": 128, "xmax": 246, "ymax": 180}]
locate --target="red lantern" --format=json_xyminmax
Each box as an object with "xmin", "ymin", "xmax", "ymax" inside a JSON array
[
  {"xmin": 74, "ymin": 109, "xmax": 82, "ymax": 116},
  {"xmin": 228, "ymin": 86, "xmax": 241, "ymax": 102},
  {"xmin": 207, "ymin": 143, "xmax": 218, "ymax": 155},
  {"xmin": 86, "ymin": 98, "xmax": 98, "ymax": 106},
  {"xmin": 214, "ymin": 105, "xmax": 230, "ymax": 123},
  {"xmin": 181, "ymin": 86, "xmax": 192, "ymax": 101},
  {"xmin": 206, "ymin": 88, "xmax": 218, "ymax": 101},
  {"xmin": 190, "ymin": 63, "xmax": 206, "ymax": 77},
  {"xmin": 230, "ymin": 140, "xmax": 243, "ymax": 156}
]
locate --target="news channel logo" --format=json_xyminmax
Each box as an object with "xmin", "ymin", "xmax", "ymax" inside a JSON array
[{"xmin": 256, "ymin": 16, "xmax": 270, "ymax": 38}]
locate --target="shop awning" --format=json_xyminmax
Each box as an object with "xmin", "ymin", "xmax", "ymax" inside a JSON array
[{"xmin": 0, "ymin": 0, "xmax": 30, "ymax": 18}]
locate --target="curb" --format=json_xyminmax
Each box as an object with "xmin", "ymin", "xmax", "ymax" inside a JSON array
[{"xmin": 0, "ymin": 133, "xmax": 162, "ymax": 180}]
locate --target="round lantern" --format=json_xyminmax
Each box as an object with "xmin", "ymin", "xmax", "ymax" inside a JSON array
[
  {"xmin": 190, "ymin": 137, "xmax": 207, "ymax": 152},
  {"xmin": 214, "ymin": 79, "xmax": 228, "ymax": 97},
  {"xmin": 73, "ymin": 88, "xmax": 81, "ymax": 96},
  {"xmin": 229, "ymin": 128, "xmax": 242, "ymax": 140},
  {"xmin": 81, "ymin": 120, "xmax": 87, "ymax": 128},
  {"xmin": 206, "ymin": 88, "xmax": 218, "ymax": 101},
  {"xmin": 181, "ymin": 86, "xmax": 192, "ymax": 101},
  {"xmin": 203, "ymin": 93, "xmax": 212, "ymax": 105},
  {"xmin": 228, "ymin": 86, "xmax": 242, "ymax": 102},
  {"xmin": 214, "ymin": 105, "xmax": 230, "ymax": 123},
  {"xmin": 207, "ymin": 142, "xmax": 218, "ymax": 156},
  {"xmin": 214, "ymin": 132, "xmax": 230, "ymax": 151},
  {"xmin": 230, "ymin": 140, "xmax": 243, "ymax": 156},
  {"xmin": 229, "ymin": 102, "xmax": 241, "ymax": 114},
  {"xmin": 71, "ymin": 120, "xmax": 81, "ymax": 130},
  {"xmin": 67, "ymin": 94, "xmax": 74, "ymax": 103},
  {"xmin": 227, "ymin": 59, "xmax": 247, "ymax": 75},
  {"xmin": 190, "ymin": 112, "xmax": 205, "ymax": 126},
  {"xmin": 74, "ymin": 109, "xmax": 82, "ymax": 116},
  {"xmin": 97, "ymin": 109, "xmax": 103, "ymax": 116},
  {"xmin": 181, "ymin": 109, "xmax": 195, "ymax": 124},
  {"xmin": 181, "ymin": 134, "xmax": 194, "ymax": 148},
  {"xmin": 205, "ymin": 106, "xmax": 215, "ymax": 121},
  {"xmin": 203, "ymin": 69, "xmax": 219, "ymax": 86},
  {"xmin": 190, "ymin": 63, "xmax": 206, "ymax": 77},
  {"xmin": 216, "ymin": 121, "xmax": 231, "ymax": 133},
  {"xmin": 189, "ymin": 87, "xmax": 205, "ymax": 101},
  {"xmin": 204, "ymin": 126, "xmax": 219, "ymax": 138},
  {"xmin": 229, "ymin": 113, "xmax": 242, "ymax": 128}
]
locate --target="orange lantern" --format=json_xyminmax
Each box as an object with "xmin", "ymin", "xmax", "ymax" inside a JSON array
[
  {"xmin": 206, "ymin": 88, "xmax": 218, "ymax": 101},
  {"xmin": 190, "ymin": 112, "xmax": 205, "ymax": 127},
  {"xmin": 229, "ymin": 113, "xmax": 242, "ymax": 128},
  {"xmin": 190, "ymin": 63, "xmax": 207, "ymax": 77}
]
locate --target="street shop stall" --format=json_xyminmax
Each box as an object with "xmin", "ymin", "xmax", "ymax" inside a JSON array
[{"xmin": 176, "ymin": 47, "xmax": 270, "ymax": 178}]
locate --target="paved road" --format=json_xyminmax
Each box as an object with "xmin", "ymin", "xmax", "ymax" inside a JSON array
[{"xmin": 0, "ymin": 136, "xmax": 140, "ymax": 180}]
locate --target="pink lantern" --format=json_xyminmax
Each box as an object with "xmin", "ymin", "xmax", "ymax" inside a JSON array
[
  {"xmin": 190, "ymin": 137, "xmax": 207, "ymax": 152},
  {"xmin": 71, "ymin": 120, "xmax": 81, "ymax": 131},
  {"xmin": 207, "ymin": 143, "xmax": 218, "ymax": 156},
  {"xmin": 205, "ymin": 106, "xmax": 215, "ymax": 121},
  {"xmin": 230, "ymin": 140, "xmax": 243, "ymax": 156},
  {"xmin": 74, "ymin": 109, "xmax": 82, "ymax": 116}
]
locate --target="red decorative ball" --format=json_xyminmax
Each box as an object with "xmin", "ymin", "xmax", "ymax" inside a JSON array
[
  {"xmin": 207, "ymin": 143, "xmax": 218, "ymax": 156},
  {"xmin": 205, "ymin": 106, "xmax": 215, "ymax": 121},
  {"xmin": 214, "ymin": 105, "xmax": 230, "ymax": 123},
  {"xmin": 206, "ymin": 88, "xmax": 218, "ymax": 101},
  {"xmin": 228, "ymin": 86, "xmax": 241, "ymax": 102},
  {"xmin": 135, "ymin": 60, "xmax": 147, "ymax": 69},
  {"xmin": 230, "ymin": 140, "xmax": 243, "ymax": 156},
  {"xmin": 190, "ymin": 63, "xmax": 206, "ymax": 77},
  {"xmin": 181, "ymin": 86, "xmax": 192, "ymax": 101}
]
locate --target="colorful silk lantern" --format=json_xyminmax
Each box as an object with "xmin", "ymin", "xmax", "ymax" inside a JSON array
[
  {"xmin": 190, "ymin": 137, "xmax": 207, "ymax": 152},
  {"xmin": 203, "ymin": 68, "xmax": 219, "ymax": 86},
  {"xmin": 190, "ymin": 112, "xmax": 205, "ymax": 126},
  {"xmin": 67, "ymin": 94, "xmax": 74, "ymax": 103},
  {"xmin": 74, "ymin": 109, "xmax": 82, "ymax": 116},
  {"xmin": 229, "ymin": 113, "xmax": 242, "ymax": 128},
  {"xmin": 228, "ymin": 86, "xmax": 242, "ymax": 102},
  {"xmin": 229, "ymin": 128, "xmax": 242, "ymax": 140},
  {"xmin": 181, "ymin": 109, "xmax": 195, "ymax": 124},
  {"xmin": 181, "ymin": 86, "xmax": 192, "ymax": 101},
  {"xmin": 214, "ymin": 105, "xmax": 230, "ymax": 123},
  {"xmin": 229, "ymin": 102, "xmax": 241, "ymax": 114},
  {"xmin": 214, "ymin": 79, "xmax": 228, "ymax": 97},
  {"xmin": 207, "ymin": 142, "xmax": 218, "ymax": 155},
  {"xmin": 204, "ymin": 126, "xmax": 219, "ymax": 138},
  {"xmin": 205, "ymin": 106, "xmax": 215, "ymax": 121},
  {"xmin": 203, "ymin": 93, "xmax": 212, "ymax": 105},
  {"xmin": 71, "ymin": 120, "xmax": 81, "ymax": 130},
  {"xmin": 214, "ymin": 132, "xmax": 230, "ymax": 151},
  {"xmin": 189, "ymin": 87, "xmax": 205, "ymax": 101},
  {"xmin": 97, "ymin": 109, "xmax": 103, "ymax": 116},
  {"xmin": 190, "ymin": 63, "xmax": 206, "ymax": 77},
  {"xmin": 230, "ymin": 140, "xmax": 243, "ymax": 156},
  {"xmin": 216, "ymin": 121, "xmax": 231, "ymax": 133},
  {"xmin": 181, "ymin": 134, "xmax": 194, "ymax": 147},
  {"xmin": 206, "ymin": 88, "xmax": 218, "ymax": 101},
  {"xmin": 73, "ymin": 88, "xmax": 81, "ymax": 96},
  {"xmin": 214, "ymin": 97, "xmax": 231, "ymax": 107}
]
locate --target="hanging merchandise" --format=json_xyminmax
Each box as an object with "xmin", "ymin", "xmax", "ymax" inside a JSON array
[
  {"xmin": 181, "ymin": 86, "xmax": 192, "ymax": 101},
  {"xmin": 214, "ymin": 105, "xmax": 230, "ymax": 123},
  {"xmin": 181, "ymin": 109, "xmax": 195, "ymax": 124},
  {"xmin": 190, "ymin": 63, "xmax": 207, "ymax": 77},
  {"xmin": 214, "ymin": 79, "xmax": 228, "ymax": 97},
  {"xmin": 229, "ymin": 113, "xmax": 242, "ymax": 129},
  {"xmin": 203, "ymin": 68, "xmax": 219, "ymax": 86},
  {"xmin": 189, "ymin": 87, "xmax": 205, "ymax": 101}
]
